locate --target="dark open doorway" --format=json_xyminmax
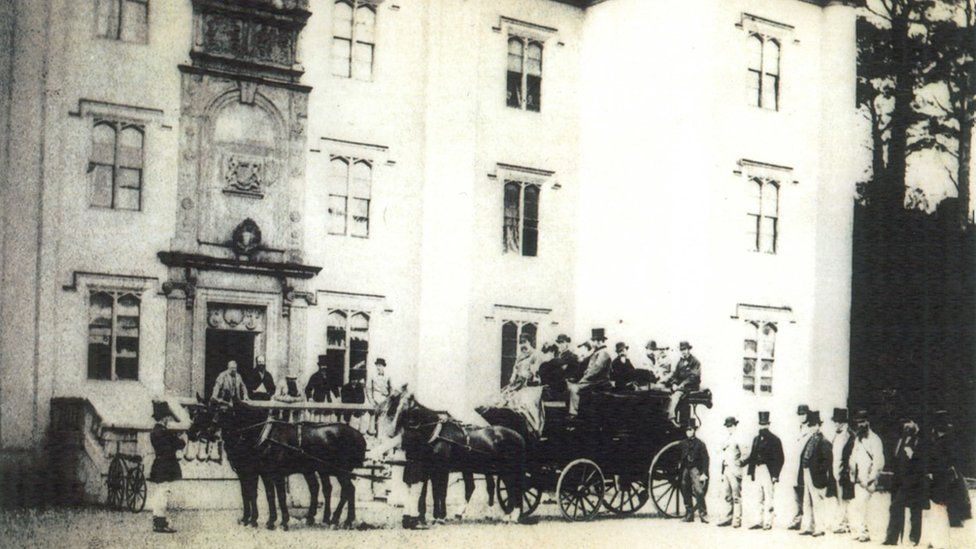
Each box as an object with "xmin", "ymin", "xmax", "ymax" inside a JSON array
[{"xmin": 204, "ymin": 329, "xmax": 257, "ymax": 400}]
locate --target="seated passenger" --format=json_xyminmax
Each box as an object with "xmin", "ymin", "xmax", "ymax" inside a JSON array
[
  {"xmin": 667, "ymin": 341, "xmax": 702, "ymax": 423},
  {"xmin": 611, "ymin": 342, "xmax": 637, "ymax": 389},
  {"xmin": 567, "ymin": 328, "xmax": 613, "ymax": 416},
  {"xmin": 506, "ymin": 335, "xmax": 543, "ymax": 390},
  {"xmin": 538, "ymin": 334, "xmax": 578, "ymax": 398}
]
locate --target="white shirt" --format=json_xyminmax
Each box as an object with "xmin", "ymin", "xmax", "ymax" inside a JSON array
[{"xmin": 850, "ymin": 429, "xmax": 885, "ymax": 485}]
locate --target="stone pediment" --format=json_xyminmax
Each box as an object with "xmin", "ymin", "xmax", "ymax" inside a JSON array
[{"xmin": 158, "ymin": 251, "xmax": 321, "ymax": 280}]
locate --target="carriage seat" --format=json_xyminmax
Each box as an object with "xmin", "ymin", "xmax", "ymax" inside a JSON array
[{"xmin": 576, "ymin": 388, "xmax": 713, "ymax": 431}]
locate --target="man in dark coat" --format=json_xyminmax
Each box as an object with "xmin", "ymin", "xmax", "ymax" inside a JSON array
[
  {"xmin": 790, "ymin": 403, "xmax": 811, "ymax": 530},
  {"xmin": 305, "ymin": 358, "xmax": 339, "ymax": 403},
  {"xmin": 538, "ymin": 334, "xmax": 579, "ymax": 397},
  {"xmin": 247, "ymin": 355, "xmax": 276, "ymax": 401},
  {"xmin": 667, "ymin": 341, "xmax": 701, "ymax": 423},
  {"xmin": 883, "ymin": 417, "xmax": 928, "ymax": 546},
  {"xmin": 610, "ymin": 341, "xmax": 636, "ymax": 388},
  {"xmin": 568, "ymin": 328, "xmax": 612, "ymax": 416},
  {"xmin": 798, "ymin": 410, "xmax": 834, "ymax": 537},
  {"xmin": 149, "ymin": 400, "xmax": 185, "ymax": 534},
  {"xmin": 678, "ymin": 418, "xmax": 710, "ymax": 523},
  {"xmin": 744, "ymin": 411, "xmax": 784, "ymax": 530},
  {"xmin": 926, "ymin": 410, "xmax": 972, "ymax": 548}
]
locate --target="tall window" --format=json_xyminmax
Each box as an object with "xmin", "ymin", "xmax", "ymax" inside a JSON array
[
  {"xmin": 88, "ymin": 290, "xmax": 140, "ymax": 380},
  {"xmin": 507, "ymin": 36, "xmax": 542, "ymax": 112},
  {"xmin": 95, "ymin": 0, "xmax": 148, "ymax": 43},
  {"xmin": 747, "ymin": 34, "xmax": 780, "ymax": 110},
  {"xmin": 332, "ymin": 0, "xmax": 376, "ymax": 80},
  {"xmin": 503, "ymin": 181, "xmax": 540, "ymax": 256},
  {"xmin": 328, "ymin": 157, "xmax": 372, "ymax": 237},
  {"xmin": 746, "ymin": 177, "xmax": 779, "ymax": 253},
  {"xmin": 500, "ymin": 320, "xmax": 537, "ymax": 387},
  {"xmin": 325, "ymin": 310, "xmax": 370, "ymax": 385},
  {"xmin": 88, "ymin": 120, "xmax": 144, "ymax": 211},
  {"xmin": 743, "ymin": 320, "xmax": 776, "ymax": 394}
]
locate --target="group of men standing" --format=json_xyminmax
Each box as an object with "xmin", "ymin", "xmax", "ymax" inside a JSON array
[{"xmin": 684, "ymin": 406, "xmax": 971, "ymax": 549}]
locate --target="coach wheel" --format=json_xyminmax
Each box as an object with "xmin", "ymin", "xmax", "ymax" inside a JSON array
[
  {"xmin": 602, "ymin": 474, "xmax": 649, "ymax": 515},
  {"xmin": 649, "ymin": 441, "xmax": 709, "ymax": 518},
  {"xmin": 556, "ymin": 459, "xmax": 605, "ymax": 521},
  {"xmin": 106, "ymin": 456, "xmax": 126, "ymax": 510},
  {"xmin": 496, "ymin": 475, "xmax": 542, "ymax": 517},
  {"xmin": 126, "ymin": 466, "xmax": 147, "ymax": 512}
]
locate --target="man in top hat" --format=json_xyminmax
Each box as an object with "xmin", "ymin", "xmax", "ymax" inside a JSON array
[
  {"xmin": 789, "ymin": 403, "xmax": 811, "ymax": 530},
  {"xmin": 849, "ymin": 409, "xmax": 885, "ymax": 542},
  {"xmin": 211, "ymin": 360, "xmax": 248, "ymax": 405},
  {"xmin": 247, "ymin": 355, "xmax": 276, "ymax": 401},
  {"xmin": 926, "ymin": 410, "xmax": 972, "ymax": 549},
  {"xmin": 149, "ymin": 400, "xmax": 185, "ymax": 534},
  {"xmin": 667, "ymin": 341, "xmax": 701, "ymax": 423},
  {"xmin": 610, "ymin": 341, "xmax": 636, "ymax": 388},
  {"xmin": 744, "ymin": 411, "xmax": 784, "ymax": 530},
  {"xmin": 717, "ymin": 416, "xmax": 745, "ymax": 528},
  {"xmin": 798, "ymin": 410, "xmax": 835, "ymax": 537},
  {"xmin": 678, "ymin": 417, "xmax": 709, "ymax": 523},
  {"xmin": 831, "ymin": 407, "xmax": 856, "ymax": 534},
  {"xmin": 883, "ymin": 416, "xmax": 927, "ymax": 546},
  {"xmin": 567, "ymin": 328, "xmax": 612, "ymax": 416}
]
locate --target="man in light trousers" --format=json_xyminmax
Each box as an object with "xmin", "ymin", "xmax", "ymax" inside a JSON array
[
  {"xmin": 744, "ymin": 411, "xmax": 784, "ymax": 530},
  {"xmin": 717, "ymin": 416, "xmax": 744, "ymax": 528},
  {"xmin": 849, "ymin": 409, "xmax": 885, "ymax": 542}
]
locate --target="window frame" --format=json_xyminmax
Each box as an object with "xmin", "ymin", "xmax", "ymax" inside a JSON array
[
  {"xmin": 94, "ymin": 0, "xmax": 149, "ymax": 44},
  {"xmin": 502, "ymin": 179, "xmax": 541, "ymax": 257},
  {"xmin": 742, "ymin": 319, "xmax": 777, "ymax": 395},
  {"xmin": 331, "ymin": 0, "xmax": 377, "ymax": 81},
  {"xmin": 327, "ymin": 155, "xmax": 372, "ymax": 238},
  {"xmin": 88, "ymin": 118, "xmax": 145, "ymax": 212},
  {"xmin": 87, "ymin": 288, "xmax": 142, "ymax": 381},
  {"xmin": 506, "ymin": 35, "xmax": 543, "ymax": 112},
  {"xmin": 500, "ymin": 319, "xmax": 538, "ymax": 388},
  {"xmin": 747, "ymin": 33, "xmax": 781, "ymax": 111},
  {"xmin": 325, "ymin": 308, "xmax": 370, "ymax": 386},
  {"xmin": 747, "ymin": 176, "xmax": 779, "ymax": 254}
]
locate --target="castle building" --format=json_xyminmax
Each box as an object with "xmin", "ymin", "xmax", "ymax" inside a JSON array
[{"xmin": 0, "ymin": 0, "xmax": 861, "ymax": 507}]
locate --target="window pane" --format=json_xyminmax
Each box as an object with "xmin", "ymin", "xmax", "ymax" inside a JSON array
[
  {"xmin": 349, "ymin": 313, "xmax": 369, "ymax": 379},
  {"xmin": 522, "ymin": 185, "xmax": 539, "ymax": 256},
  {"xmin": 90, "ymin": 164, "xmax": 114, "ymax": 208},
  {"xmin": 503, "ymin": 182, "xmax": 521, "ymax": 252},
  {"xmin": 332, "ymin": 38, "xmax": 352, "ymax": 77},
  {"xmin": 88, "ymin": 292, "xmax": 114, "ymax": 380},
  {"xmin": 762, "ymin": 182, "xmax": 779, "ymax": 215},
  {"xmin": 748, "ymin": 34, "xmax": 763, "ymax": 71},
  {"xmin": 350, "ymin": 198, "xmax": 369, "ymax": 237},
  {"xmin": 350, "ymin": 160, "xmax": 371, "ymax": 198},
  {"xmin": 762, "ymin": 73, "xmax": 779, "ymax": 111},
  {"xmin": 501, "ymin": 321, "xmax": 518, "ymax": 387},
  {"xmin": 333, "ymin": 1, "xmax": 353, "ymax": 38},
  {"xmin": 526, "ymin": 74, "xmax": 541, "ymax": 112},
  {"xmin": 760, "ymin": 217, "xmax": 777, "ymax": 253},
  {"xmin": 92, "ymin": 123, "xmax": 116, "ymax": 163},
  {"xmin": 328, "ymin": 195, "xmax": 347, "ymax": 235},
  {"xmin": 330, "ymin": 157, "xmax": 349, "ymax": 191},
  {"xmin": 120, "ymin": 0, "xmax": 148, "ymax": 44},
  {"xmin": 760, "ymin": 323, "xmax": 777, "ymax": 358},
  {"xmin": 764, "ymin": 39, "xmax": 780, "ymax": 76},
  {"xmin": 327, "ymin": 311, "xmax": 347, "ymax": 347},
  {"xmin": 118, "ymin": 126, "xmax": 143, "ymax": 168},
  {"xmin": 742, "ymin": 358, "xmax": 756, "ymax": 392},
  {"xmin": 355, "ymin": 5, "xmax": 376, "ymax": 42},
  {"xmin": 747, "ymin": 70, "xmax": 762, "ymax": 108},
  {"xmin": 507, "ymin": 38, "xmax": 524, "ymax": 72},
  {"xmin": 352, "ymin": 42, "xmax": 374, "ymax": 80},
  {"xmin": 746, "ymin": 214, "xmax": 760, "ymax": 252},
  {"xmin": 748, "ymin": 179, "xmax": 763, "ymax": 215},
  {"xmin": 507, "ymin": 71, "xmax": 522, "ymax": 109},
  {"xmin": 526, "ymin": 42, "xmax": 543, "ymax": 76},
  {"xmin": 96, "ymin": 0, "xmax": 120, "ymax": 39}
]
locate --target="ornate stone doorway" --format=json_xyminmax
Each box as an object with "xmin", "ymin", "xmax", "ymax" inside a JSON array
[{"xmin": 202, "ymin": 303, "xmax": 266, "ymax": 399}]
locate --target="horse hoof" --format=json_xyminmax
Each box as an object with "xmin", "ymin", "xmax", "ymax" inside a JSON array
[
  {"xmin": 281, "ymin": 523, "xmax": 289, "ymax": 531},
  {"xmin": 266, "ymin": 523, "xmax": 275, "ymax": 531},
  {"xmin": 249, "ymin": 520, "xmax": 258, "ymax": 528},
  {"xmin": 306, "ymin": 517, "xmax": 315, "ymax": 526}
]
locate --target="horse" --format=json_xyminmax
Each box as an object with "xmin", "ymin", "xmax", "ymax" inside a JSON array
[
  {"xmin": 376, "ymin": 386, "xmax": 526, "ymax": 523},
  {"xmin": 188, "ymin": 401, "xmax": 367, "ymax": 530}
]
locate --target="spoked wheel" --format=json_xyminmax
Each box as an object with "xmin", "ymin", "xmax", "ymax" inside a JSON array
[
  {"xmin": 602, "ymin": 474, "xmax": 649, "ymax": 515},
  {"xmin": 650, "ymin": 440, "xmax": 709, "ymax": 518},
  {"xmin": 556, "ymin": 459, "xmax": 605, "ymax": 521},
  {"xmin": 106, "ymin": 456, "xmax": 126, "ymax": 510},
  {"xmin": 496, "ymin": 475, "xmax": 542, "ymax": 517},
  {"xmin": 126, "ymin": 466, "xmax": 147, "ymax": 512}
]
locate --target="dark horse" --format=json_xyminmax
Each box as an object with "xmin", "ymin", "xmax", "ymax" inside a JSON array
[
  {"xmin": 377, "ymin": 387, "xmax": 526, "ymax": 522},
  {"xmin": 188, "ymin": 402, "xmax": 366, "ymax": 529}
]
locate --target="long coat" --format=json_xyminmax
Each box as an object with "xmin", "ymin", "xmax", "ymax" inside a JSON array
[
  {"xmin": 928, "ymin": 432, "xmax": 973, "ymax": 524},
  {"xmin": 745, "ymin": 429, "xmax": 785, "ymax": 481},
  {"xmin": 149, "ymin": 423, "xmax": 185, "ymax": 483},
  {"xmin": 800, "ymin": 431, "xmax": 836, "ymax": 497},
  {"xmin": 890, "ymin": 433, "xmax": 929, "ymax": 509},
  {"xmin": 671, "ymin": 354, "xmax": 701, "ymax": 391},
  {"xmin": 578, "ymin": 346, "xmax": 612, "ymax": 388},
  {"xmin": 678, "ymin": 436, "xmax": 710, "ymax": 473}
]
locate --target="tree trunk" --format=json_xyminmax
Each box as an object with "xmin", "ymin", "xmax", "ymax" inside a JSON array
[
  {"xmin": 884, "ymin": 16, "xmax": 913, "ymax": 212},
  {"xmin": 958, "ymin": 96, "xmax": 972, "ymax": 227}
]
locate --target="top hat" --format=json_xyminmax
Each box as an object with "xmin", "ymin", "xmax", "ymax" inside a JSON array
[
  {"xmin": 317, "ymin": 355, "xmax": 329, "ymax": 366},
  {"xmin": 556, "ymin": 334, "xmax": 571, "ymax": 343},
  {"xmin": 724, "ymin": 416, "xmax": 739, "ymax": 427},
  {"xmin": 831, "ymin": 408, "xmax": 849, "ymax": 423},
  {"xmin": 805, "ymin": 410, "xmax": 823, "ymax": 426},
  {"xmin": 758, "ymin": 411, "xmax": 771, "ymax": 425},
  {"xmin": 852, "ymin": 409, "xmax": 869, "ymax": 423},
  {"xmin": 684, "ymin": 417, "xmax": 700, "ymax": 429},
  {"xmin": 615, "ymin": 342, "xmax": 628, "ymax": 352},
  {"xmin": 590, "ymin": 328, "xmax": 606, "ymax": 341},
  {"xmin": 797, "ymin": 404, "xmax": 810, "ymax": 416},
  {"xmin": 152, "ymin": 400, "xmax": 175, "ymax": 422},
  {"xmin": 375, "ymin": 358, "xmax": 387, "ymax": 366},
  {"xmin": 679, "ymin": 341, "xmax": 692, "ymax": 351}
]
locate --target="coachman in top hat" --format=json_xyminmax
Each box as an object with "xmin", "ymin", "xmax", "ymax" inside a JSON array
[{"xmin": 149, "ymin": 400, "xmax": 184, "ymax": 534}]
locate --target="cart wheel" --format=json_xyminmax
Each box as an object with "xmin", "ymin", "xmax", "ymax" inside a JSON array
[
  {"xmin": 496, "ymin": 475, "xmax": 542, "ymax": 517},
  {"xmin": 126, "ymin": 466, "xmax": 147, "ymax": 512},
  {"xmin": 602, "ymin": 474, "xmax": 649, "ymax": 515},
  {"xmin": 556, "ymin": 459, "xmax": 605, "ymax": 521},
  {"xmin": 650, "ymin": 440, "xmax": 710, "ymax": 519},
  {"xmin": 106, "ymin": 456, "xmax": 126, "ymax": 510}
]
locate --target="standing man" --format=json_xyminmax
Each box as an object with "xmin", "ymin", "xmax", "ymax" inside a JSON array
[
  {"xmin": 247, "ymin": 355, "xmax": 276, "ymax": 401},
  {"xmin": 610, "ymin": 342, "xmax": 636, "ymax": 388},
  {"xmin": 149, "ymin": 400, "xmax": 184, "ymax": 534},
  {"xmin": 883, "ymin": 417, "xmax": 927, "ymax": 546},
  {"xmin": 305, "ymin": 357, "xmax": 337, "ymax": 403},
  {"xmin": 799, "ymin": 410, "xmax": 835, "ymax": 537},
  {"xmin": 849, "ymin": 410, "xmax": 885, "ymax": 543},
  {"xmin": 831, "ymin": 407, "xmax": 855, "ymax": 534},
  {"xmin": 667, "ymin": 341, "xmax": 701, "ymax": 423},
  {"xmin": 210, "ymin": 360, "xmax": 248, "ymax": 405},
  {"xmin": 717, "ymin": 416, "xmax": 744, "ymax": 528},
  {"xmin": 367, "ymin": 358, "xmax": 393, "ymax": 409},
  {"xmin": 567, "ymin": 328, "xmax": 612, "ymax": 416},
  {"xmin": 789, "ymin": 404, "xmax": 811, "ymax": 530},
  {"xmin": 744, "ymin": 411, "xmax": 784, "ymax": 530},
  {"xmin": 678, "ymin": 417, "xmax": 709, "ymax": 523},
  {"xmin": 926, "ymin": 410, "xmax": 972, "ymax": 549}
]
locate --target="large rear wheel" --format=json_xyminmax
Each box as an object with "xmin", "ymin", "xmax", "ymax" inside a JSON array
[
  {"xmin": 649, "ymin": 441, "xmax": 708, "ymax": 518},
  {"xmin": 556, "ymin": 459, "xmax": 605, "ymax": 521},
  {"xmin": 602, "ymin": 474, "xmax": 649, "ymax": 515}
]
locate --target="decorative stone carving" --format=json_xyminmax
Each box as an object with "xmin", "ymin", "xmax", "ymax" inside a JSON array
[
  {"xmin": 162, "ymin": 271, "xmax": 198, "ymax": 310},
  {"xmin": 222, "ymin": 154, "xmax": 278, "ymax": 197},
  {"xmin": 280, "ymin": 279, "xmax": 315, "ymax": 317},
  {"xmin": 231, "ymin": 218, "xmax": 263, "ymax": 256},
  {"xmin": 207, "ymin": 304, "xmax": 266, "ymax": 332}
]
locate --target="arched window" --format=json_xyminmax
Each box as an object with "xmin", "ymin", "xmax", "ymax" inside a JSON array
[
  {"xmin": 324, "ymin": 309, "xmax": 371, "ymax": 385},
  {"xmin": 502, "ymin": 181, "xmax": 541, "ymax": 257},
  {"xmin": 747, "ymin": 34, "xmax": 781, "ymax": 110},
  {"xmin": 500, "ymin": 320, "xmax": 538, "ymax": 388},
  {"xmin": 746, "ymin": 177, "xmax": 779, "ymax": 254},
  {"xmin": 743, "ymin": 319, "xmax": 777, "ymax": 394},
  {"xmin": 507, "ymin": 36, "xmax": 543, "ymax": 112},
  {"xmin": 746, "ymin": 34, "xmax": 764, "ymax": 108},
  {"xmin": 88, "ymin": 120, "xmax": 144, "ymax": 211},
  {"xmin": 742, "ymin": 320, "xmax": 759, "ymax": 393},
  {"xmin": 349, "ymin": 312, "xmax": 370, "ymax": 382},
  {"xmin": 758, "ymin": 322, "xmax": 777, "ymax": 393},
  {"xmin": 88, "ymin": 290, "xmax": 141, "ymax": 380},
  {"xmin": 349, "ymin": 161, "xmax": 372, "ymax": 237},
  {"xmin": 328, "ymin": 157, "xmax": 350, "ymax": 235},
  {"xmin": 328, "ymin": 156, "xmax": 372, "ymax": 237},
  {"xmin": 332, "ymin": 1, "xmax": 376, "ymax": 80}
]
